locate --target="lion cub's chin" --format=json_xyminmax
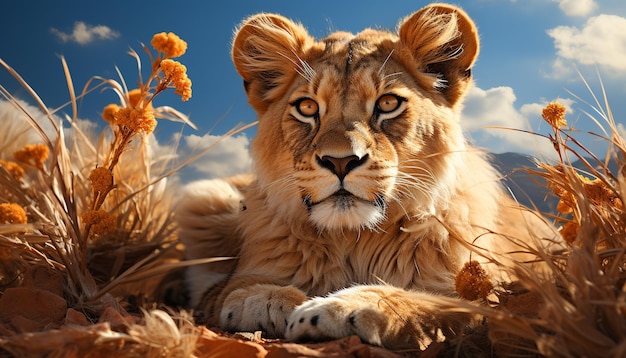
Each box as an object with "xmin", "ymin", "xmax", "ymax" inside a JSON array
[{"xmin": 308, "ymin": 194, "xmax": 385, "ymax": 231}]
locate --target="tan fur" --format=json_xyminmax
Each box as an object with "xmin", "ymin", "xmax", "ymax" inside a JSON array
[
  {"xmin": 178, "ymin": 3, "xmax": 557, "ymax": 349},
  {"xmin": 177, "ymin": 174, "xmax": 252, "ymax": 307}
]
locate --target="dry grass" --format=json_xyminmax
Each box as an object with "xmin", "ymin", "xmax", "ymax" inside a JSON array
[
  {"xmin": 434, "ymin": 80, "xmax": 626, "ymax": 357},
  {"xmin": 498, "ymin": 83, "xmax": 626, "ymax": 357},
  {"xmin": 0, "ymin": 31, "xmax": 624, "ymax": 357},
  {"xmin": 0, "ymin": 34, "xmax": 245, "ymax": 357}
]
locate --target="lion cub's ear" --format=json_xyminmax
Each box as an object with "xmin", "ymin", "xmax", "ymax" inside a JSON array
[
  {"xmin": 232, "ymin": 14, "xmax": 313, "ymax": 113},
  {"xmin": 398, "ymin": 4, "xmax": 479, "ymax": 105}
]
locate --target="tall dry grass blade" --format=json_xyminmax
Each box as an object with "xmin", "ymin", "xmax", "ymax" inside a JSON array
[
  {"xmin": 0, "ymin": 85, "xmax": 54, "ymax": 148},
  {"xmin": 0, "ymin": 58, "xmax": 59, "ymax": 135},
  {"xmin": 115, "ymin": 65, "xmax": 130, "ymax": 99},
  {"xmin": 128, "ymin": 47, "xmax": 144, "ymax": 89},
  {"xmin": 60, "ymin": 56, "xmax": 78, "ymax": 122}
]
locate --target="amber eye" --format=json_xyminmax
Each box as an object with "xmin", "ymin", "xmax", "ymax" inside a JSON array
[
  {"xmin": 296, "ymin": 98, "xmax": 319, "ymax": 118},
  {"xmin": 376, "ymin": 94, "xmax": 402, "ymax": 113}
]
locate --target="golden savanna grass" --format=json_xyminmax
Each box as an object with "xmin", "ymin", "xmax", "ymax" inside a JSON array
[
  {"xmin": 0, "ymin": 29, "xmax": 624, "ymax": 357},
  {"xmin": 441, "ymin": 94, "xmax": 626, "ymax": 357},
  {"xmin": 0, "ymin": 32, "xmax": 246, "ymax": 357}
]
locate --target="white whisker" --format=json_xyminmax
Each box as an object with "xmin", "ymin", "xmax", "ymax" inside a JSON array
[
  {"xmin": 265, "ymin": 173, "xmax": 299, "ymax": 196},
  {"xmin": 279, "ymin": 51, "xmax": 316, "ymax": 83},
  {"xmin": 378, "ymin": 49, "xmax": 394, "ymax": 76}
]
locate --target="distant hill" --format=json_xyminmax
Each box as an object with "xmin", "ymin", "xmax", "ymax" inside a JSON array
[{"xmin": 490, "ymin": 152, "xmax": 556, "ymax": 214}]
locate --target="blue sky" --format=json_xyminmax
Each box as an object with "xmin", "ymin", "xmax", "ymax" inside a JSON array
[{"xmin": 1, "ymin": 0, "xmax": 625, "ymax": 181}]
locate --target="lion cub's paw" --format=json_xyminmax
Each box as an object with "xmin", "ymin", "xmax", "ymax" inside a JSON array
[
  {"xmin": 287, "ymin": 285, "xmax": 479, "ymax": 350},
  {"xmin": 220, "ymin": 284, "xmax": 307, "ymax": 338},
  {"xmin": 285, "ymin": 286, "xmax": 388, "ymax": 346}
]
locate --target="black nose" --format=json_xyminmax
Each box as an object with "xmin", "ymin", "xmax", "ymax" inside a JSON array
[{"xmin": 316, "ymin": 154, "xmax": 368, "ymax": 181}]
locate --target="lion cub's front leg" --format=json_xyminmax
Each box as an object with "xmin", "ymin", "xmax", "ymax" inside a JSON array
[
  {"xmin": 218, "ymin": 281, "xmax": 307, "ymax": 337},
  {"xmin": 286, "ymin": 285, "xmax": 478, "ymax": 350}
]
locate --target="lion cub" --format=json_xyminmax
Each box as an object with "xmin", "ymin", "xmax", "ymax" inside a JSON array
[{"xmin": 177, "ymin": 3, "xmax": 556, "ymax": 349}]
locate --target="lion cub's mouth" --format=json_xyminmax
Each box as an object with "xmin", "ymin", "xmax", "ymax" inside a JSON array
[
  {"xmin": 304, "ymin": 189, "xmax": 364, "ymax": 210},
  {"xmin": 329, "ymin": 189, "xmax": 357, "ymax": 210},
  {"xmin": 303, "ymin": 190, "xmax": 387, "ymax": 231}
]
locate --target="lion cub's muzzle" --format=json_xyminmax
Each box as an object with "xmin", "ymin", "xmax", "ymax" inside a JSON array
[{"xmin": 302, "ymin": 153, "xmax": 388, "ymax": 231}]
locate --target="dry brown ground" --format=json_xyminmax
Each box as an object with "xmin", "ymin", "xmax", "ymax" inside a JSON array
[{"xmin": 0, "ymin": 263, "xmax": 547, "ymax": 357}]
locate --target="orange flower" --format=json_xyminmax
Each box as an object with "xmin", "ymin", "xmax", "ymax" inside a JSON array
[
  {"xmin": 0, "ymin": 203, "xmax": 27, "ymax": 224},
  {"xmin": 0, "ymin": 159, "xmax": 25, "ymax": 180},
  {"xmin": 560, "ymin": 221, "xmax": 578, "ymax": 244},
  {"xmin": 455, "ymin": 261, "xmax": 493, "ymax": 301},
  {"xmin": 102, "ymin": 104, "xmax": 120, "ymax": 124},
  {"xmin": 160, "ymin": 59, "xmax": 192, "ymax": 101},
  {"xmin": 81, "ymin": 209, "xmax": 116, "ymax": 237},
  {"xmin": 113, "ymin": 107, "xmax": 157, "ymax": 134},
  {"xmin": 556, "ymin": 198, "xmax": 573, "ymax": 214},
  {"xmin": 103, "ymin": 89, "xmax": 155, "ymax": 128},
  {"xmin": 128, "ymin": 88, "xmax": 144, "ymax": 107},
  {"xmin": 542, "ymin": 102, "xmax": 567, "ymax": 129},
  {"xmin": 89, "ymin": 167, "xmax": 113, "ymax": 193},
  {"xmin": 151, "ymin": 32, "xmax": 187, "ymax": 58},
  {"xmin": 584, "ymin": 178, "xmax": 622, "ymax": 209},
  {"xmin": 127, "ymin": 88, "xmax": 154, "ymax": 110},
  {"xmin": 557, "ymin": 174, "xmax": 623, "ymax": 213},
  {"xmin": 14, "ymin": 144, "xmax": 49, "ymax": 170}
]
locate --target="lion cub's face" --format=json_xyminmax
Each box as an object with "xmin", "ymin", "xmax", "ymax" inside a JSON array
[{"xmin": 232, "ymin": 5, "xmax": 479, "ymax": 231}]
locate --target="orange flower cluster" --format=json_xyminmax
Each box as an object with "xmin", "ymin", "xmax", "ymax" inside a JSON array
[
  {"xmin": 455, "ymin": 260, "xmax": 493, "ymax": 301},
  {"xmin": 14, "ymin": 144, "xmax": 49, "ymax": 170},
  {"xmin": 560, "ymin": 221, "xmax": 579, "ymax": 244},
  {"xmin": 127, "ymin": 88, "xmax": 153, "ymax": 109},
  {"xmin": 554, "ymin": 173, "xmax": 623, "ymax": 244},
  {"xmin": 151, "ymin": 32, "xmax": 188, "ymax": 58},
  {"xmin": 89, "ymin": 167, "xmax": 113, "ymax": 193},
  {"xmin": 81, "ymin": 209, "xmax": 116, "ymax": 237},
  {"xmin": 160, "ymin": 59, "xmax": 192, "ymax": 101},
  {"xmin": 89, "ymin": 32, "xmax": 192, "ymax": 240},
  {"xmin": 542, "ymin": 102, "xmax": 568, "ymax": 129},
  {"xmin": 113, "ymin": 107, "xmax": 157, "ymax": 134},
  {"xmin": 0, "ymin": 159, "xmax": 25, "ymax": 180},
  {"xmin": 102, "ymin": 89, "xmax": 157, "ymax": 134},
  {"xmin": 0, "ymin": 203, "xmax": 27, "ymax": 224},
  {"xmin": 102, "ymin": 104, "xmax": 119, "ymax": 123},
  {"xmin": 556, "ymin": 174, "xmax": 623, "ymax": 214},
  {"xmin": 101, "ymin": 31, "xmax": 192, "ymax": 134}
]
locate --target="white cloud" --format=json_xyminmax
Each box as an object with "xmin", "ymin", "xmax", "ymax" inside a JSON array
[
  {"xmin": 547, "ymin": 14, "xmax": 626, "ymax": 76},
  {"xmin": 50, "ymin": 21, "xmax": 120, "ymax": 45},
  {"xmin": 552, "ymin": 0, "xmax": 597, "ymax": 17},
  {"xmin": 618, "ymin": 123, "xmax": 626, "ymax": 140},
  {"xmin": 0, "ymin": 99, "xmax": 59, "ymax": 152},
  {"xmin": 0, "ymin": 98, "xmax": 249, "ymax": 184},
  {"xmin": 462, "ymin": 86, "xmax": 524, "ymax": 131},
  {"xmin": 546, "ymin": 57, "xmax": 577, "ymax": 79},
  {"xmin": 180, "ymin": 133, "xmax": 251, "ymax": 179},
  {"xmin": 461, "ymin": 86, "xmax": 568, "ymax": 159}
]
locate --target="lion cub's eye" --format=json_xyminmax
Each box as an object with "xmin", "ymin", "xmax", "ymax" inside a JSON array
[
  {"xmin": 374, "ymin": 94, "xmax": 407, "ymax": 127},
  {"xmin": 295, "ymin": 98, "xmax": 319, "ymax": 118},
  {"xmin": 376, "ymin": 94, "xmax": 402, "ymax": 113}
]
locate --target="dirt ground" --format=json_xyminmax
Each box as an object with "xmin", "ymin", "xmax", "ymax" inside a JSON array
[{"xmin": 0, "ymin": 265, "xmax": 543, "ymax": 357}]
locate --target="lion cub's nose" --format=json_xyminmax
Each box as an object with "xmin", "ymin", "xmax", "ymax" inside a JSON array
[{"xmin": 316, "ymin": 154, "xmax": 368, "ymax": 181}]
